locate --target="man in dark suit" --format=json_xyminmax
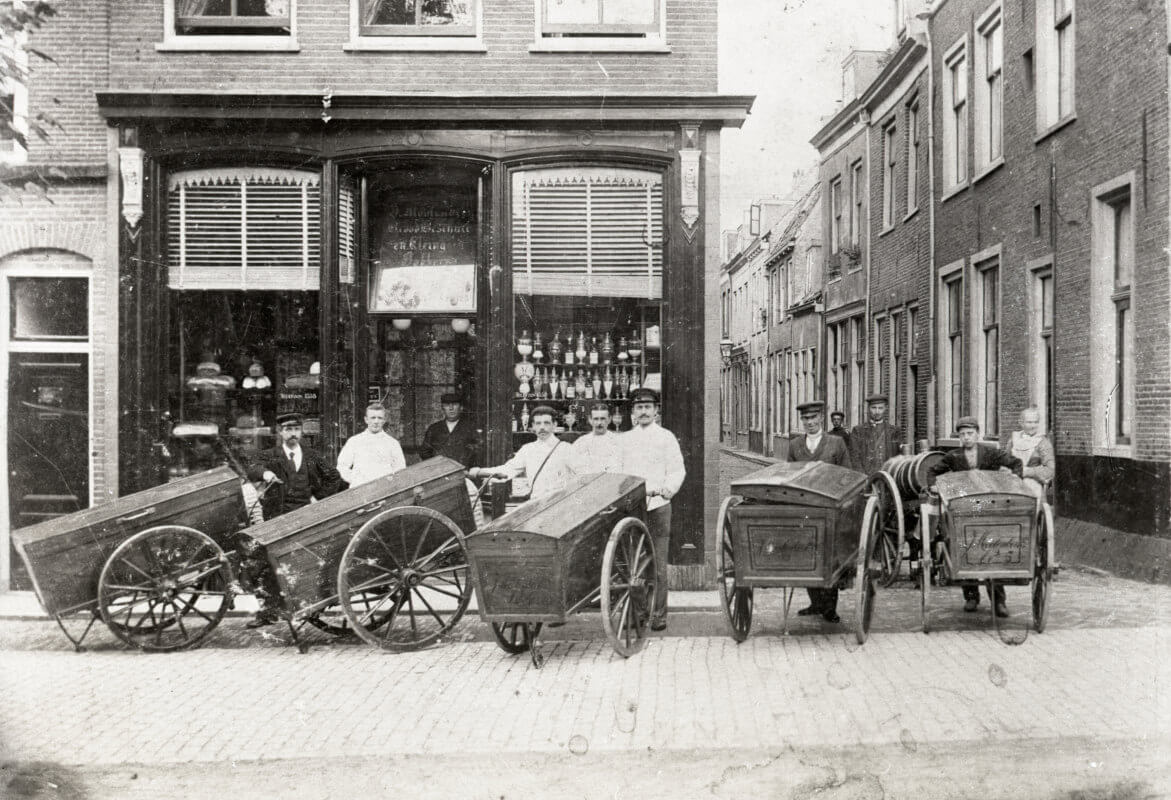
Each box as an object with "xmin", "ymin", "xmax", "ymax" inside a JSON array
[
  {"xmin": 828, "ymin": 410, "xmax": 851, "ymax": 449},
  {"xmin": 786, "ymin": 401, "xmax": 852, "ymax": 622},
  {"xmin": 419, "ymin": 393, "xmax": 479, "ymax": 468},
  {"xmin": 242, "ymin": 412, "xmax": 341, "ymax": 627},
  {"xmin": 928, "ymin": 415, "xmax": 1023, "ymax": 617},
  {"xmin": 849, "ymin": 393, "xmax": 903, "ymax": 475}
]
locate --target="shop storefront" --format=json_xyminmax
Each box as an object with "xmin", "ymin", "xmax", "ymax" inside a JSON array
[{"xmin": 98, "ymin": 93, "xmax": 750, "ymax": 577}]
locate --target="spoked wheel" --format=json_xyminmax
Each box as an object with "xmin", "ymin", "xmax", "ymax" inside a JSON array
[
  {"xmin": 338, "ymin": 505, "xmax": 472, "ymax": 651},
  {"xmin": 854, "ymin": 495, "xmax": 881, "ymax": 644},
  {"xmin": 491, "ymin": 622, "xmax": 543, "ymax": 654},
  {"xmin": 867, "ymin": 472, "xmax": 904, "ymax": 587},
  {"xmin": 601, "ymin": 516, "xmax": 657, "ymax": 659},
  {"xmin": 716, "ymin": 495, "xmax": 753, "ymax": 642},
  {"xmin": 304, "ymin": 590, "xmax": 398, "ymax": 637},
  {"xmin": 98, "ymin": 525, "xmax": 232, "ymax": 651},
  {"xmin": 1032, "ymin": 503, "xmax": 1055, "ymax": 633}
]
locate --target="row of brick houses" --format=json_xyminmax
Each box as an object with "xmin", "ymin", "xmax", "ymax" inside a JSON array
[
  {"xmin": 721, "ymin": 0, "xmax": 1171, "ymax": 565},
  {"xmin": 0, "ymin": 0, "xmax": 753, "ymax": 593}
]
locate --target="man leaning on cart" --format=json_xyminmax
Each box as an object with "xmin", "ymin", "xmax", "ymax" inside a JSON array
[
  {"xmin": 786, "ymin": 400, "xmax": 851, "ymax": 623},
  {"xmin": 927, "ymin": 415, "xmax": 1023, "ymax": 617}
]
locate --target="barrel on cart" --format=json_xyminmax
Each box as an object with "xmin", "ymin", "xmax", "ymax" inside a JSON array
[
  {"xmin": 717, "ymin": 460, "xmax": 884, "ymax": 644},
  {"xmin": 10, "ymin": 467, "xmax": 247, "ymax": 651},
  {"xmin": 866, "ymin": 451, "xmax": 947, "ymax": 586},
  {"xmin": 466, "ymin": 472, "xmax": 654, "ymax": 668},
  {"xmin": 244, "ymin": 456, "xmax": 476, "ymax": 652},
  {"xmin": 919, "ymin": 470, "xmax": 1054, "ymax": 637}
]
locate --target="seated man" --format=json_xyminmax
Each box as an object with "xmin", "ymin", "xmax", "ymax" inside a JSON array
[
  {"xmin": 469, "ymin": 405, "xmax": 574, "ymax": 500},
  {"xmin": 928, "ymin": 415, "xmax": 1023, "ymax": 617}
]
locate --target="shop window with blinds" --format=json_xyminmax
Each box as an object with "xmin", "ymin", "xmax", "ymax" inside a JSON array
[
  {"xmin": 509, "ymin": 165, "xmax": 664, "ymax": 439},
  {"xmin": 167, "ymin": 167, "xmax": 321, "ymax": 291}
]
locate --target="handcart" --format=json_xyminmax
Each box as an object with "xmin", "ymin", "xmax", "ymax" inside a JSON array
[
  {"xmin": 865, "ymin": 451, "xmax": 946, "ymax": 586},
  {"xmin": 717, "ymin": 460, "xmax": 886, "ymax": 644},
  {"xmin": 11, "ymin": 466, "xmax": 247, "ymax": 651},
  {"xmin": 465, "ymin": 472, "xmax": 655, "ymax": 669},
  {"xmin": 919, "ymin": 470, "xmax": 1055, "ymax": 639},
  {"xmin": 244, "ymin": 456, "xmax": 476, "ymax": 652}
]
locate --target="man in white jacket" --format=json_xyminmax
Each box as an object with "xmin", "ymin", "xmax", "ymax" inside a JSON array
[
  {"xmin": 620, "ymin": 388, "xmax": 685, "ymax": 631},
  {"xmin": 336, "ymin": 402, "xmax": 406, "ymax": 487}
]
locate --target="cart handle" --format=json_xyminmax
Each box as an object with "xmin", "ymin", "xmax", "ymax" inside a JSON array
[
  {"xmin": 355, "ymin": 499, "xmax": 387, "ymax": 516},
  {"xmin": 116, "ymin": 507, "xmax": 157, "ymax": 523}
]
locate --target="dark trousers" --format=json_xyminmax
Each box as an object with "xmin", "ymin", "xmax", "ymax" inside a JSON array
[
  {"xmin": 806, "ymin": 587, "xmax": 838, "ymax": 614},
  {"xmin": 647, "ymin": 504, "xmax": 671, "ymax": 624},
  {"xmin": 962, "ymin": 583, "xmax": 1006, "ymax": 605}
]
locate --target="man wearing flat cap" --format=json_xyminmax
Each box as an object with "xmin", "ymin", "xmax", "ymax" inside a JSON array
[
  {"xmin": 849, "ymin": 393, "xmax": 903, "ymax": 476},
  {"xmin": 420, "ymin": 392, "xmax": 479, "ymax": 468},
  {"xmin": 620, "ymin": 388, "xmax": 686, "ymax": 632},
  {"xmin": 243, "ymin": 412, "xmax": 342, "ymax": 626},
  {"xmin": 928, "ymin": 415, "xmax": 1023, "ymax": 617},
  {"xmin": 786, "ymin": 400, "xmax": 851, "ymax": 622}
]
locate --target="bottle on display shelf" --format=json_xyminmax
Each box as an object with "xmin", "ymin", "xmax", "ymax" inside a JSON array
[
  {"xmin": 533, "ymin": 331, "xmax": 544, "ymax": 363},
  {"xmin": 617, "ymin": 336, "xmax": 629, "ymax": 363},
  {"xmin": 603, "ymin": 365, "xmax": 614, "ymax": 399},
  {"xmin": 549, "ymin": 331, "xmax": 562, "ymax": 364},
  {"xmin": 629, "ymin": 368, "xmax": 640, "ymax": 393},
  {"xmin": 584, "ymin": 373, "xmax": 595, "ymax": 400},
  {"xmin": 512, "ymin": 411, "xmax": 518, "ymax": 433},
  {"xmin": 588, "ymin": 336, "xmax": 600, "ymax": 366},
  {"xmin": 575, "ymin": 368, "xmax": 587, "ymax": 399},
  {"xmin": 520, "ymin": 402, "xmax": 530, "ymax": 430},
  {"xmin": 591, "ymin": 369, "xmax": 602, "ymax": 400},
  {"xmin": 575, "ymin": 331, "xmax": 587, "ymax": 363},
  {"xmin": 565, "ymin": 372, "xmax": 576, "ymax": 399},
  {"xmin": 558, "ymin": 370, "xmax": 569, "ymax": 400},
  {"xmin": 618, "ymin": 367, "xmax": 629, "ymax": 398},
  {"xmin": 602, "ymin": 331, "xmax": 613, "ymax": 364}
]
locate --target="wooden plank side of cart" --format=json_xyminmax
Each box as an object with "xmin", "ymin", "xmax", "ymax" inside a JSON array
[
  {"xmin": 934, "ymin": 470, "xmax": 1038, "ymax": 583},
  {"xmin": 727, "ymin": 461, "xmax": 868, "ymax": 589},
  {"xmin": 9, "ymin": 467, "xmax": 246, "ymax": 617},
  {"xmin": 244, "ymin": 456, "xmax": 474, "ymax": 619},
  {"xmin": 466, "ymin": 472, "xmax": 646, "ymax": 625}
]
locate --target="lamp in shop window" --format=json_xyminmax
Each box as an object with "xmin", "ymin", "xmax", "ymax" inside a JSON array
[
  {"xmin": 391, "ymin": 318, "xmax": 412, "ymax": 331},
  {"xmin": 720, "ymin": 337, "xmax": 733, "ymax": 366},
  {"xmin": 450, "ymin": 317, "xmax": 471, "ymax": 334}
]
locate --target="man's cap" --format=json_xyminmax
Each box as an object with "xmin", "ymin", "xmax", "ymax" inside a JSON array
[
  {"xmin": 955, "ymin": 415, "xmax": 980, "ymax": 432},
  {"xmin": 629, "ymin": 388, "xmax": 660, "ymax": 404},
  {"xmin": 830, "ymin": 410, "xmax": 845, "ymax": 419},
  {"xmin": 440, "ymin": 392, "xmax": 462, "ymax": 405},
  {"xmin": 796, "ymin": 401, "xmax": 825, "ymax": 415},
  {"xmin": 276, "ymin": 412, "xmax": 303, "ymax": 427},
  {"xmin": 866, "ymin": 393, "xmax": 888, "ymax": 404}
]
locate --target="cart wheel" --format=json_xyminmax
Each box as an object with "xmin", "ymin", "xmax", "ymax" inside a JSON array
[
  {"xmin": 304, "ymin": 590, "xmax": 397, "ymax": 638},
  {"xmin": 98, "ymin": 525, "xmax": 231, "ymax": 651},
  {"xmin": 491, "ymin": 621, "xmax": 543, "ymax": 654},
  {"xmin": 867, "ymin": 472, "xmax": 904, "ymax": 587},
  {"xmin": 338, "ymin": 505, "xmax": 472, "ymax": 651},
  {"xmin": 716, "ymin": 495, "xmax": 753, "ymax": 642},
  {"xmin": 854, "ymin": 495, "xmax": 881, "ymax": 645},
  {"xmin": 1032, "ymin": 503, "xmax": 1055, "ymax": 633},
  {"xmin": 601, "ymin": 516, "xmax": 656, "ymax": 658}
]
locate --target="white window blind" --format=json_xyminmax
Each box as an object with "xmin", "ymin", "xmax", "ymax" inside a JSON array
[
  {"xmin": 167, "ymin": 167, "xmax": 321, "ymax": 290},
  {"xmin": 338, "ymin": 176, "xmax": 356, "ymax": 285},
  {"xmin": 511, "ymin": 167, "xmax": 663, "ymax": 298}
]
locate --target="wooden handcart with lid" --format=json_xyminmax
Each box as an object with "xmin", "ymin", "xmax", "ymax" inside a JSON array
[
  {"xmin": 919, "ymin": 470, "xmax": 1054, "ymax": 640},
  {"xmin": 244, "ymin": 456, "xmax": 476, "ymax": 652},
  {"xmin": 465, "ymin": 472, "xmax": 656, "ymax": 668},
  {"xmin": 717, "ymin": 460, "xmax": 888, "ymax": 644},
  {"xmin": 864, "ymin": 451, "xmax": 947, "ymax": 586},
  {"xmin": 11, "ymin": 466, "xmax": 248, "ymax": 651}
]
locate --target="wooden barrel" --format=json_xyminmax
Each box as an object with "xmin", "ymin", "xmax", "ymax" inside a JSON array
[{"xmin": 881, "ymin": 451, "xmax": 946, "ymax": 499}]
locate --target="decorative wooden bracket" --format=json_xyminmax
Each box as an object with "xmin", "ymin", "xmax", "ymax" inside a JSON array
[{"xmin": 678, "ymin": 123, "xmax": 701, "ymax": 241}]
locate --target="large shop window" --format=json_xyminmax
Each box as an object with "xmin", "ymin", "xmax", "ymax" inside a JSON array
[
  {"xmin": 166, "ymin": 167, "xmax": 323, "ymax": 476},
  {"xmin": 510, "ymin": 166, "xmax": 663, "ymax": 440}
]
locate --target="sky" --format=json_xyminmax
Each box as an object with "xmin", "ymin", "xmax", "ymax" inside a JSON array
[{"xmin": 717, "ymin": 0, "xmax": 894, "ymax": 233}]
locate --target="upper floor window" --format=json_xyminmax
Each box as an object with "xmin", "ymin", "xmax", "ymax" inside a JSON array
[
  {"xmin": 974, "ymin": 5, "xmax": 1003, "ymax": 171},
  {"xmin": 829, "ymin": 176, "xmax": 842, "ymax": 257},
  {"xmin": 906, "ymin": 102, "xmax": 920, "ymax": 212},
  {"xmin": 359, "ymin": 0, "xmax": 476, "ymax": 34},
  {"xmin": 0, "ymin": 27, "xmax": 28, "ymax": 164},
  {"xmin": 849, "ymin": 160, "xmax": 863, "ymax": 248},
  {"xmin": 882, "ymin": 122, "xmax": 897, "ymax": 229},
  {"xmin": 534, "ymin": 0, "xmax": 667, "ymax": 52},
  {"xmin": 1036, "ymin": 0, "xmax": 1075, "ymax": 132},
  {"xmin": 162, "ymin": 0, "xmax": 298, "ymax": 50},
  {"xmin": 943, "ymin": 39, "xmax": 969, "ymax": 191}
]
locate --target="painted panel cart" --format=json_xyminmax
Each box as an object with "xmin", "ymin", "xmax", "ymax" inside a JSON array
[{"xmin": 465, "ymin": 472, "xmax": 655, "ymax": 668}]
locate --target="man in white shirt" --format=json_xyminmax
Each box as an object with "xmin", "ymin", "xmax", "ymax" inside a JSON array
[
  {"xmin": 336, "ymin": 402, "xmax": 407, "ymax": 487},
  {"xmin": 620, "ymin": 388, "xmax": 685, "ymax": 631},
  {"xmin": 572, "ymin": 403, "xmax": 624, "ymax": 475},
  {"xmin": 470, "ymin": 405, "xmax": 574, "ymax": 499}
]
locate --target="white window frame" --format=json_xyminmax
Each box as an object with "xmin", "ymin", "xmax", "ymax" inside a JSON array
[
  {"xmin": 1035, "ymin": 0, "xmax": 1076, "ymax": 135},
  {"xmin": 849, "ymin": 159, "xmax": 864, "ymax": 249},
  {"xmin": 1090, "ymin": 173, "xmax": 1135, "ymax": 455},
  {"xmin": 942, "ymin": 37, "xmax": 969, "ymax": 195},
  {"xmin": 974, "ymin": 3, "xmax": 1004, "ymax": 176},
  {"xmin": 0, "ymin": 27, "xmax": 28, "ymax": 164},
  {"xmin": 531, "ymin": 0, "xmax": 669, "ymax": 53},
  {"xmin": 905, "ymin": 101, "xmax": 919, "ymax": 216},
  {"xmin": 851, "ymin": 315, "xmax": 865, "ymax": 423},
  {"xmin": 937, "ymin": 258, "xmax": 965, "ymax": 441},
  {"xmin": 970, "ymin": 248, "xmax": 1001, "ymax": 438},
  {"xmin": 346, "ymin": 0, "xmax": 485, "ymax": 51},
  {"xmin": 1028, "ymin": 257, "xmax": 1055, "ymax": 434},
  {"xmin": 159, "ymin": 0, "xmax": 300, "ymax": 52},
  {"xmin": 0, "ymin": 257, "xmax": 94, "ymax": 592},
  {"xmin": 890, "ymin": 309, "xmax": 902, "ymax": 430},
  {"xmin": 882, "ymin": 122, "xmax": 897, "ymax": 230},
  {"xmin": 829, "ymin": 176, "xmax": 843, "ymax": 256}
]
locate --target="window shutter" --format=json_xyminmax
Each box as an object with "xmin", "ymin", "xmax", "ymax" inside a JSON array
[
  {"xmin": 338, "ymin": 176, "xmax": 357, "ymax": 285},
  {"xmin": 167, "ymin": 168, "xmax": 321, "ymax": 290},
  {"xmin": 512, "ymin": 167, "xmax": 663, "ymax": 298}
]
